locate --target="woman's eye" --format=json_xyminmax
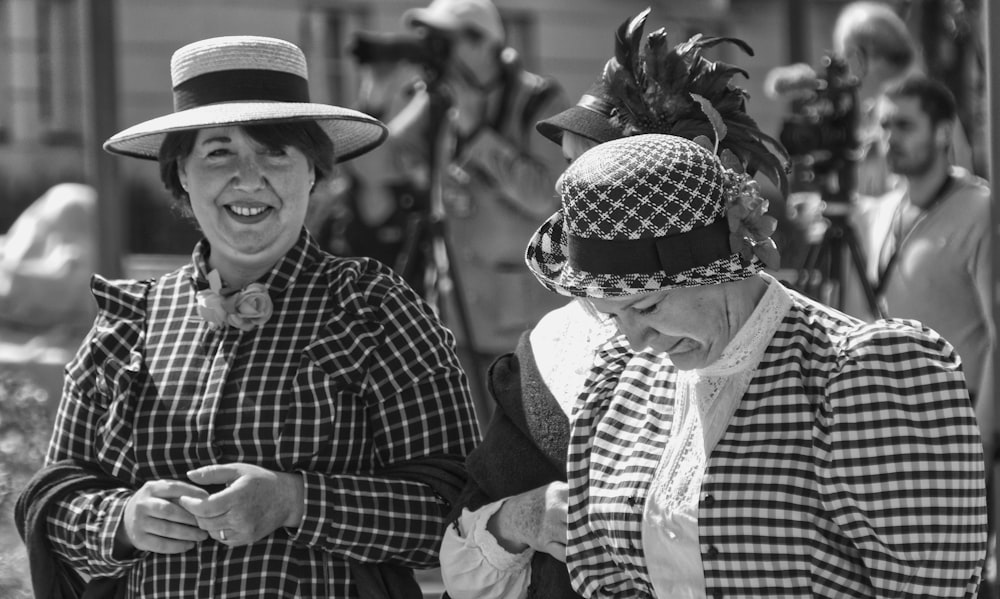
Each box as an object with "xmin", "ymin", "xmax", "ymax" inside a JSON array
[
  {"xmin": 263, "ymin": 147, "xmax": 288, "ymax": 157},
  {"xmin": 634, "ymin": 303, "xmax": 658, "ymax": 316}
]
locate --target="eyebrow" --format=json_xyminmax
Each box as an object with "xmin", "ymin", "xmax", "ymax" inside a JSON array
[{"xmin": 199, "ymin": 135, "xmax": 232, "ymax": 145}]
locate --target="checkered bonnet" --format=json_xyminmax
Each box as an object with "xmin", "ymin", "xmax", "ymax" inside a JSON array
[{"xmin": 526, "ymin": 134, "xmax": 761, "ymax": 298}]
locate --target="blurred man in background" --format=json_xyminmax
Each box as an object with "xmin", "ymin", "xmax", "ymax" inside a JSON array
[
  {"xmin": 348, "ymin": 0, "xmax": 570, "ymax": 423},
  {"xmin": 832, "ymin": 0, "xmax": 973, "ymax": 197},
  {"xmin": 853, "ymin": 72, "xmax": 995, "ymax": 491}
]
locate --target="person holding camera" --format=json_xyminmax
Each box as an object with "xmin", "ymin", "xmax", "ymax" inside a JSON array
[
  {"xmin": 353, "ymin": 0, "xmax": 571, "ymax": 423},
  {"xmin": 832, "ymin": 1, "xmax": 973, "ymax": 197}
]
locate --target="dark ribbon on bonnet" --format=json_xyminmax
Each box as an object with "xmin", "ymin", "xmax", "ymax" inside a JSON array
[
  {"xmin": 576, "ymin": 93, "xmax": 615, "ymax": 117},
  {"xmin": 173, "ymin": 69, "xmax": 311, "ymax": 111},
  {"xmin": 567, "ymin": 217, "xmax": 733, "ymax": 275}
]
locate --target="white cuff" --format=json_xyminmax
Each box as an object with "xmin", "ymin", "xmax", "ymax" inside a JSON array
[{"xmin": 464, "ymin": 500, "xmax": 534, "ymax": 571}]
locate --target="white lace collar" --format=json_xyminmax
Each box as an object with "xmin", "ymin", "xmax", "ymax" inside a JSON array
[{"xmin": 695, "ymin": 273, "xmax": 792, "ymax": 378}]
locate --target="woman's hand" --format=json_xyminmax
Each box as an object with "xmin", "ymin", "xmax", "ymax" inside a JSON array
[
  {"xmin": 486, "ymin": 481, "xmax": 568, "ymax": 561},
  {"xmin": 178, "ymin": 463, "xmax": 305, "ymax": 546},
  {"xmin": 115, "ymin": 480, "xmax": 210, "ymax": 557}
]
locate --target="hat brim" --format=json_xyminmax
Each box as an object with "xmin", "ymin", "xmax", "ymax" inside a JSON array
[
  {"xmin": 536, "ymin": 106, "xmax": 622, "ymax": 146},
  {"xmin": 103, "ymin": 102, "xmax": 388, "ymax": 163},
  {"xmin": 402, "ymin": 7, "xmax": 503, "ymax": 44},
  {"xmin": 525, "ymin": 209, "xmax": 761, "ymax": 299},
  {"xmin": 403, "ymin": 8, "xmax": 461, "ymax": 32}
]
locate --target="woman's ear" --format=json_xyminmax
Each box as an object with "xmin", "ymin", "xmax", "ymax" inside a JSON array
[{"xmin": 177, "ymin": 158, "xmax": 189, "ymax": 192}]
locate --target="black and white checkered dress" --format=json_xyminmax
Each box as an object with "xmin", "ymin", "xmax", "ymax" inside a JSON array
[
  {"xmin": 43, "ymin": 231, "xmax": 481, "ymax": 597},
  {"xmin": 565, "ymin": 285, "xmax": 987, "ymax": 598}
]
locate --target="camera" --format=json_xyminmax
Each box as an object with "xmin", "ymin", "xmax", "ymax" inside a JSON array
[
  {"xmin": 778, "ymin": 54, "xmax": 861, "ymax": 200},
  {"xmin": 349, "ymin": 30, "xmax": 453, "ymax": 82}
]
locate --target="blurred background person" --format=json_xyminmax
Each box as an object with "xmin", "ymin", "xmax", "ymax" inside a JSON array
[
  {"xmin": 308, "ymin": 33, "xmax": 431, "ymax": 283},
  {"xmin": 832, "ymin": 0, "xmax": 973, "ymax": 197},
  {"xmin": 852, "ymin": 71, "xmax": 995, "ymax": 501},
  {"xmin": 345, "ymin": 0, "xmax": 571, "ymax": 425}
]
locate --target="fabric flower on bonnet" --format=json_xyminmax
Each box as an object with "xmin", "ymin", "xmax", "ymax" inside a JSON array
[{"xmin": 196, "ymin": 270, "xmax": 273, "ymax": 331}]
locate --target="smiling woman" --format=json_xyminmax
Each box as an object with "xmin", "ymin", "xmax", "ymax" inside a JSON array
[
  {"xmin": 14, "ymin": 35, "xmax": 481, "ymax": 599},
  {"xmin": 162, "ymin": 125, "xmax": 321, "ymax": 288}
]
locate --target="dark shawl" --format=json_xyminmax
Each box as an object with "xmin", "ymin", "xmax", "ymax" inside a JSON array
[
  {"xmin": 352, "ymin": 455, "xmax": 469, "ymax": 599},
  {"xmin": 14, "ymin": 459, "xmax": 128, "ymax": 599},
  {"xmin": 447, "ymin": 330, "xmax": 583, "ymax": 599}
]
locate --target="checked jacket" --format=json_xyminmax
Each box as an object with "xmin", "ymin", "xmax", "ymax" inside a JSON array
[
  {"xmin": 41, "ymin": 230, "xmax": 481, "ymax": 598},
  {"xmin": 566, "ymin": 285, "xmax": 987, "ymax": 598}
]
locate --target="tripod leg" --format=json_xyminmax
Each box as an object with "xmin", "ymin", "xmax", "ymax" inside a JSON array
[
  {"xmin": 841, "ymin": 226, "xmax": 883, "ymax": 319},
  {"xmin": 394, "ymin": 213, "xmax": 427, "ymax": 296},
  {"xmin": 427, "ymin": 223, "xmax": 487, "ymax": 419}
]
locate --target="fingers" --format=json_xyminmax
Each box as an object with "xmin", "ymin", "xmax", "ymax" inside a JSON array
[
  {"xmin": 123, "ymin": 481, "xmax": 212, "ymax": 554},
  {"xmin": 186, "ymin": 464, "xmax": 240, "ymax": 487},
  {"xmin": 542, "ymin": 540, "xmax": 567, "ymax": 563}
]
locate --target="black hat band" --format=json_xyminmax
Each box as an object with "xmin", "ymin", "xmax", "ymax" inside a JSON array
[
  {"xmin": 173, "ymin": 69, "xmax": 311, "ymax": 111},
  {"xmin": 567, "ymin": 218, "xmax": 733, "ymax": 275}
]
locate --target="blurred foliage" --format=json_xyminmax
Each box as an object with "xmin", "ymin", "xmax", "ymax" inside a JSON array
[{"xmin": 0, "ymin": 369, "xmax": 58, "ymax": 599}]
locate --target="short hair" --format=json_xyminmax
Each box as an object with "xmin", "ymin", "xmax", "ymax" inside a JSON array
[
  {"xmin": 882, "ymin": 73, "xmax": 957, "ymax": 126},
  {"xmin": 833, "ymin": 2, "xmax": 916, "ymax": 70},
  {"xmin": 158, "ymin": 121, "xmax": 335, "ymax": 204}
]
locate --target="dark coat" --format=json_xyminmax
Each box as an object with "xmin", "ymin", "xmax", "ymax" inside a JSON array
[{"xmin": 448, "ymin": 330, "xmax": 583, "ymax": 599}]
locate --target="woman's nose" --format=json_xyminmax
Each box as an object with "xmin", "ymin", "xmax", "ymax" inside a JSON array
[
  {"xmin": 616, "ymin": 312, "xmax": 652, "ymax": 350},
  {"xmin": 233, "ymin": 155, "xmax": 265, "ymax": 190}
]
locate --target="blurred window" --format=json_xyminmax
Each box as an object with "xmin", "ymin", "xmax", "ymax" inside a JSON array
[
  {"xmin": 36, "ymin": 0, "xmax": 82, "ymax": 145},
  {"xmin": 300, "ymin": 4, "xmax": 373, "ymax": 107},
  {"xmin": 0, "ymin": 0, "xmax": 9, "ymax": 143}
]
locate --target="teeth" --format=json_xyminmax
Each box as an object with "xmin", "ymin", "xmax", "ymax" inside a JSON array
[{"xmin": 229, "ymin": 205, "xmax": 267, "ymax": 217}]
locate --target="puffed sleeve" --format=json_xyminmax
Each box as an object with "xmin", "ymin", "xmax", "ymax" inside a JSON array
[
  {"xmin": 286, "ymin": 264, "xmax": 482, "ymax": 566},
  {"xmin": 818, "ymin": 318, "xmax": 987, "ymax": 598},
  {"xmin": 43, "ymin": 275, "xmax": 149, "ymax": 577}
]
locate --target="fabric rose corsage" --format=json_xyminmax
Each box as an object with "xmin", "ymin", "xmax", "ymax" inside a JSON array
[
  {"xmin": 723, "ymin": 168, "xmax": 780, "ymax": 269},
  {"xmin": 196, "ymin": 270, "xmax": 273, "ymax": 331},
  {"xmin": 691, "ymin": 134, "xmax": 781, "ymax": 270}
]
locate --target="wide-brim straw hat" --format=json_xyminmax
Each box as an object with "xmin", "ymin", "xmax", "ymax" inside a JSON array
[
  {"xmin": 535, "ymin": 83, "xmax": 621, "ymax": 146},
  {"xmin": 525, "ymin": 134, "xmax": 761, "ymax": 298},
  {"xmin": 104, "ymin": 36, "xmax": 387, "ymax": 163}
]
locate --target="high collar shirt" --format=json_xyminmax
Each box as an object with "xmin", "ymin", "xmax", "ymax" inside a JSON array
[
  {"xmin": 642, "ymin": 275, "xmax": 790, "ymax": 598},
  {"xmin": 42, "ymin": 230, "xmax": 481, "ymax": 598},
  {"xmin": 567, "ymin": 276, "xmax": 986, "ymax": 598}
]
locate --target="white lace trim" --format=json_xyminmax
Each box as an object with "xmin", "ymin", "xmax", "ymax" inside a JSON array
[
  {"xmin": 698, "ymin": 273, "xmax": 792, "ymax": 378},
  {"xmin": 647, "ymin": 274, "xmax": 792, "ymax": 518}
]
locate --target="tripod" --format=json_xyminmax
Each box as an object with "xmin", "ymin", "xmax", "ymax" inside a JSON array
[
  {"xmin": 392, "ymin": 79, "xmax": 486, "ymax": 403},
  {"xmin": 796, "ymin": 202, "xmax": 882, "ymax": 318},
  {"xmin": 791, "ymin": 157, "xmax": 883, "ymax": 319}
]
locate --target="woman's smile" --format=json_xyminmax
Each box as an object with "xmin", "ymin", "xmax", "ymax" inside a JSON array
[{"xmin": 223, "ymin": 201, "xmax": 274, "ymax": 223}]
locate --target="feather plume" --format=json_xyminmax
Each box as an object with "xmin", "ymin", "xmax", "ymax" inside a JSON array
[{"xmin": 601, "ymin": 9, "xmax": 790, "ymax": 195}]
